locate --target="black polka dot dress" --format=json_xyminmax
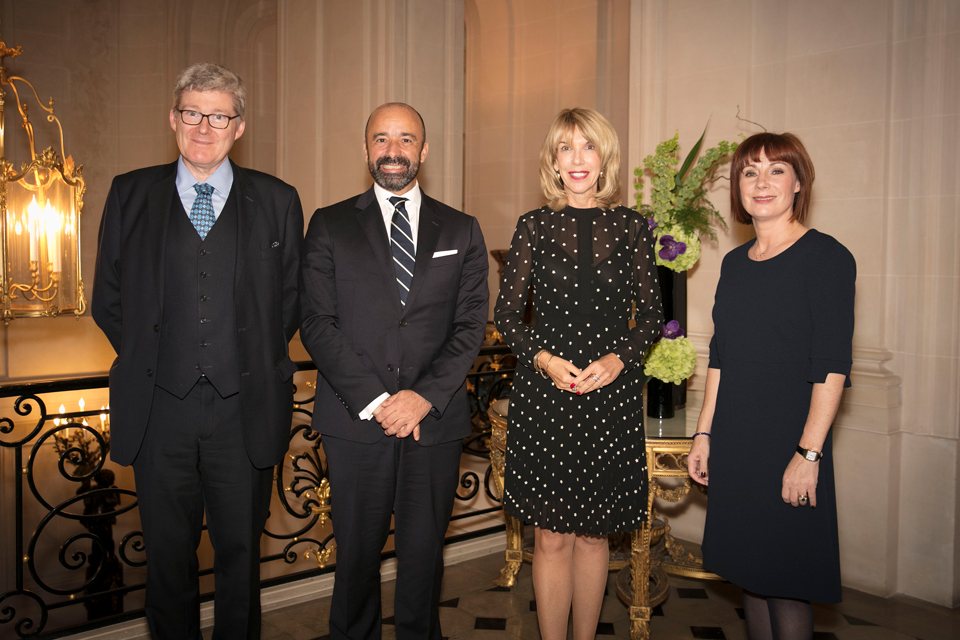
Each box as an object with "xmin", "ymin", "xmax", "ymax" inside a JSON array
[{"xmin": 494, "ymin": 205, "xmax": 663, "ymax": 534}]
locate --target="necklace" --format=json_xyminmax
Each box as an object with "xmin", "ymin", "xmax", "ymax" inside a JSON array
[
  {"xmin": 754, "ymin": 228, "xmax": 797, "ymax": 260},
  {"xmin": 754, "ymin": 239, "xmax": 784, "ymax": 260}
]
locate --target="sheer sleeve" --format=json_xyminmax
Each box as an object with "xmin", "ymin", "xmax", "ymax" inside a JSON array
[
  {"xmin": 611, "ymin": 211, "xmax": 664, "ymax": 369},
  {"xmin": 806, "ymin": 237, "xmax": 856, "ymax": 388},
  {"xmin": 494, "ymin": 213, "xmax": 541, "ymax": 368}
]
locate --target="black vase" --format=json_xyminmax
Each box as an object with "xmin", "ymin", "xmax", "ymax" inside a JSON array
[
  {"xmin": 645, "ymin": 265, "xmax": 686, "ymax": 418},
  {"xmin": 646, "ymin": 377, "xmax": 675, "ymax": 419}
]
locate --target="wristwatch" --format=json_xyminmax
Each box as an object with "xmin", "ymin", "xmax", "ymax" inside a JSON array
[{"xmin": 796, "ymin": 445, "xmax": 823, "ymax": 461}]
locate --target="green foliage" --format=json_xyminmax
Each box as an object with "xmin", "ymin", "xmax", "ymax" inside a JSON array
[
  {"xmin": 643, "ymin": 336, "xmax": 698, "ymax": 385},
  {"xmin": 634, "ymin": 130, "xmax": 738, "ymax": 247}
]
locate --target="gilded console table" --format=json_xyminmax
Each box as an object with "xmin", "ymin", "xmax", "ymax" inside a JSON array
[{"xmin": 488, "ymin": 398, "xmax": 716, "ymax": 640}]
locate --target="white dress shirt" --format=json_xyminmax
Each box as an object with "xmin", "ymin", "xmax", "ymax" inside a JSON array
[{"xmin": 358, "ymin": 181, "xmax": 423, "ymax": 421}]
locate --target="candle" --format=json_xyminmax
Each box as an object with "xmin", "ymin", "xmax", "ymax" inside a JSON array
[
  {"xmin": 44, "ymin": 200, "xmax": 61, "ymax": 272},
  {"xmin": 28, "ymin": 196, "xmax": 40, "ymax": 264}
]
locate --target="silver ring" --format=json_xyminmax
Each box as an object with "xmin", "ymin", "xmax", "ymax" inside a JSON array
[{"xmin": 591, "ymin": 374, "xmax": 600, "ymax": 382}]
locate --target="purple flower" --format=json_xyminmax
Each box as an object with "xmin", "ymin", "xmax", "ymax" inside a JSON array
[
  {"xmin": 658, "ymin": 235, "xmax": 687, "ymax": 261},
  {"xmin": 660, "ymin": 320, "xmax": 685, "ymax": 340},
  {"xmin": 647, "ymin": 217, "xmax": 658, "ymax": 231}
]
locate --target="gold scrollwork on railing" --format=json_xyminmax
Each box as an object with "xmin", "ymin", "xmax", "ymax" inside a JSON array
[{"xmin": 306, "ymin": 477, "xmax": 331, "ymax": 528}]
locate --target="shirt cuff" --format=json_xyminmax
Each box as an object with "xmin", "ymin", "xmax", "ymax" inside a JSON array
[{"xmin": 358, "ymin": 392, "xmax": 390, "ymax": 420}]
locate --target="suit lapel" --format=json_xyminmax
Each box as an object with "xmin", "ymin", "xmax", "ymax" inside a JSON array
[
  {"xmin": 146, "ymin": 163, "xmax": 178, "ymax": 308},
  {"xmin": 403, "ymin": 196, "xmax": 442, "ymax": 314},
  {"xmin": 232, "ymin": 162, "xmax": 255, "ymax": 291},
  {"xmin": 355, "ymin": 187, "xmax": 403, "ymax": 317}
]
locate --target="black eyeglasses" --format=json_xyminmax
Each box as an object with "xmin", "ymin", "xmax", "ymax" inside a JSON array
[{"xmin": 176, "ymin": 109, "xmax": 241, "ymax": 129}]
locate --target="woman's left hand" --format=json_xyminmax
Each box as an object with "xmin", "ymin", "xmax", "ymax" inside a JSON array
[
  {"xmin": 782, "ymin": 453, "xmax": 819, "ymax": 507},
  {"xmin": 570, "ymin": 353, "xmax": 624, "ymax": 394}
]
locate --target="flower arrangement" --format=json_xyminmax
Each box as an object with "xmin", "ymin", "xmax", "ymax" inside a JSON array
[
  {"xmin": 635, "ymin": 129, "xmax": 738, "ymax": 272},
  {"xmin": 643, "ymin": 321, "xmax": 697, "ymax": 385}
]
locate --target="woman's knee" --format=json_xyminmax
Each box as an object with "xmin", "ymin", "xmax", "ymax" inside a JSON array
[
  {"xmin": 574, "ymin": 533, "xmax": 608, "ymax": 551},
  {"xmin": 535, "ymin": 527, "xmax": 576, "ymax": 555}
]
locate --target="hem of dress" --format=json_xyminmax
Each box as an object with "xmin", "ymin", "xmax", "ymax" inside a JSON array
[
  {"xmin": 702, "ymin": 561, "xmax": 842, "ymax": 604},
  {"xmin": 504, "ymin": 505, "xmax": 648, "ymax": 536}
]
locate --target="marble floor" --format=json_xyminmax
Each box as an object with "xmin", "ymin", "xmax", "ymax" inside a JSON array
[{"xmin": 222, "ymin": 549, "xmax": 960, "ymax": 640}]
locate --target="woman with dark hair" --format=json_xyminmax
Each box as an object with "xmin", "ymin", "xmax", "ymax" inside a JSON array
[
  {"xmin": 687, "ymin": 132, "xmax": 856, "ymax": 640},
  {"xmin": 494, "ymin": 108, "xmax": 662, "ymax": 639}
]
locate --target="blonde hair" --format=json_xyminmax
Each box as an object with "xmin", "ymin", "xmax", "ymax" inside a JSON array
[{"xmin": 539, "ymin": 108, "xmax": 622, "ymax": 211}]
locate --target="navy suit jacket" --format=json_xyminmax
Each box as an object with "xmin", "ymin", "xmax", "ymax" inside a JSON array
[
  {"xmin": 91, "ymin": 160, "xmax": 304, "ymax": 468},
  {"xmin": 299, "ymin": 186, "xmax": 488, "ymax": 445}
]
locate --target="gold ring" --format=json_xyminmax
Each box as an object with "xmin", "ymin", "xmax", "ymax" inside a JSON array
[
  {"xmin": 798, "ymin": 495, "xmax": 808, "ymax": 502},
  {"xmin": 591, "ymin": 374, "xmax": 600, "ymax": 382}
]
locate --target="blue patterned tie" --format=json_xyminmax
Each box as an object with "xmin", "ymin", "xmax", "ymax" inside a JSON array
[
  {"xmin": 190, "ymin": 182, "xmax": 216, "ymax": 240},
  {"xmin": 389, "ymin": 196, "xmax": 415, "ymax": 306}
]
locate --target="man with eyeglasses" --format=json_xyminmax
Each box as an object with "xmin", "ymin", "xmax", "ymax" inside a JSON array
[{"xmin": 92, "ymin": 62, "xmax": 303, "ymax": 639}]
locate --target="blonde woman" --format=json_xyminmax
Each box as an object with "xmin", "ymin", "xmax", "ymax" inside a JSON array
[{"xmin": 494, "ymin": 108, "xmax": 662, "ymax": 640}]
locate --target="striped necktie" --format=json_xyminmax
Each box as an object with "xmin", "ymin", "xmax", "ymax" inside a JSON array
[
  {"xmin": 389, "ymin": 196, "xmax": 415, "ymax": 305},
  {"xmin": 189, "ymin": 182, "xmax": 216, "ymax": 240}
]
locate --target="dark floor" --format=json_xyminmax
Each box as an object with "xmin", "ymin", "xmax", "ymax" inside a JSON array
[{"xmin": 216, "ymin": 550, "xmax": 960, "ymax": 640}]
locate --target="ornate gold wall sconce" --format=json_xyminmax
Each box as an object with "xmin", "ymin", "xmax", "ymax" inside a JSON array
[{"xmin": 0, "ymin": 39, "xmax": 86, "ymax": 325}]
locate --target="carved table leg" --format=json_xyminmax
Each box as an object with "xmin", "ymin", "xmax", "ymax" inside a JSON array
[
  {"xmin": 495, "ymin": 510, "xmax": 524, "ymax": 587},
  {"xmin": 629, "ymin": 524, "xmax": 653, "ymax": 640}
]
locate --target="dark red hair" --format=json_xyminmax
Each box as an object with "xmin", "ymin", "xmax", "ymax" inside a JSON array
[{"xmin": 729, "ymin": 132, "xmax": 815, "ymax": 224}]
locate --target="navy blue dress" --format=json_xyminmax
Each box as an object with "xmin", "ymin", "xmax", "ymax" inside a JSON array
[{"xmin": 702, "ymin": 229, "xmax": 856, "ymax": 603}]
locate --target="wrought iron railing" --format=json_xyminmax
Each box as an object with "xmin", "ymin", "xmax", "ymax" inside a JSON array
[{"xmin": 0, "ymin": 342, "xmax": 516, "ymax": 639}]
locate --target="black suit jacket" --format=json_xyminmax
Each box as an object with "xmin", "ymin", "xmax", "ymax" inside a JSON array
[
  {"xmin": 299, "ymin": 186, "xmax": 488, "ymax": 446},
  {"xmin": 92, "ymin": 160, "xmax": 304, "ymax": 468}
]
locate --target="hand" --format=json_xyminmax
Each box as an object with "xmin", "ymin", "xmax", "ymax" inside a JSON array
[
  {"xmin": 687, "ymin": 436, "xmax": 710, "ymax": 486},
  {"xmin": 570, "ymin": 354, "xmax": 624, "ymax": 395},
  {"xmin": 373, "ymin": 390, "xmax": 431, "ymax": 441},
  {"xmin": 782, "ymin": 453, "xmax": 819, "ymax": 507},
  {"xmin": 541, "ymin": 353, "xmax": 582, "ymax": 392}
]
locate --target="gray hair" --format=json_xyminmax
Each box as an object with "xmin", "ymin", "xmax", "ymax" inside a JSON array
[{"xmin": 172, "ymin": 63, "xmax": 246, "ymax": 119}]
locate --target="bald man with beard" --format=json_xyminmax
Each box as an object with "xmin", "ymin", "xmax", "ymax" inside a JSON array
[{"xmin": 299, "ymin": 103, "xmax": 489, "ymax": 640}]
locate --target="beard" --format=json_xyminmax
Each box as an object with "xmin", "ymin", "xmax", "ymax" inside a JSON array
[{"xmin": 368, "ymin": 154, "xmax": 420, "ymax": 192}]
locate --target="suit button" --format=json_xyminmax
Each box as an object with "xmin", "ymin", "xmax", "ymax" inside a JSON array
[
  {"xmin": 200, "ymin": 249, "xmax": 207, "ymax": 256},
  {"xmin": 146, "ymin": 369, "xmax": 153, "ymax": 377},
  {"xmin": 200, "ymin": 295, "xmax": 208, "ymax": 302},
  {"xmin": 200, "ymin": 342, "xmax": 209, "ymax": 348},
  {"xmin": 200, "ymin": 271, "xmax": 208, "ymax": 278},
  {"xmin": 154, "ymin": 324, "xmax": 160, "ymax": 332},
  {"xmin": 200, "ymin": 318, "xmax": 209, "ymax": 324},
  {"xmin": 399, "ymin": 321, "xmax": 407, "ymax": 328},
  {"xmin": 387, "ymin": 364, "xmax": 394, "ymax": 372}
]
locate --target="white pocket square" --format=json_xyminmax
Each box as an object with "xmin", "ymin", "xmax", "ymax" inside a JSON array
[{"xmin": 433, "ymin": 249, "xmax": 458, "ymax": 258}]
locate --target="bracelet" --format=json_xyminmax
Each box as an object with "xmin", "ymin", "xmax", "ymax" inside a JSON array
[
  {"xmin": 539, "ymin": 354, "xmax": 555, "ymax": 380},
  {"xmin": 693, "ymin": 432, "xmax": 711, "ymax": 439},
  {"xmin": 533, "ymin": 349, "xmax": 547, "ymax": 373}
]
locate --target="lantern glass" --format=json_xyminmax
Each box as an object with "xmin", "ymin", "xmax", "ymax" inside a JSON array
[{"xmin": 3, "ymin": 167, "xmax": 82, "ymax": 315}]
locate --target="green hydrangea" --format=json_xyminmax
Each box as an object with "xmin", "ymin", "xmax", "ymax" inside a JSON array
[
  {"xmin": 633, "ymin": 129, "xmax": 738, "ymax": 266},
  {"xmin": 644, "ymin": 336, "xmax": 698, "ymax": 385},
  {"xmin": 654, "ymin": 224, "xmax": 700, "ymax": 273}
]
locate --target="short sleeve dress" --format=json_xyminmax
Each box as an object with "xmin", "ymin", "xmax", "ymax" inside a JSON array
[
  {"xmin": 702, "ymin": 229, "xmax": 856, "ymax": 603},
  {"xmin": 494, "ymin": 205, "xmax": 663, "ymax": 534}
]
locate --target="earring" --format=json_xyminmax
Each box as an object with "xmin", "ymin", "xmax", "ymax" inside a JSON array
[
  {"xmin": 555, "ymin": 170, "xmax": 562, "ymax": 180},
  {"xmin": 599, "ymin": 169, "xmax": 605, "ymax": 179}
]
